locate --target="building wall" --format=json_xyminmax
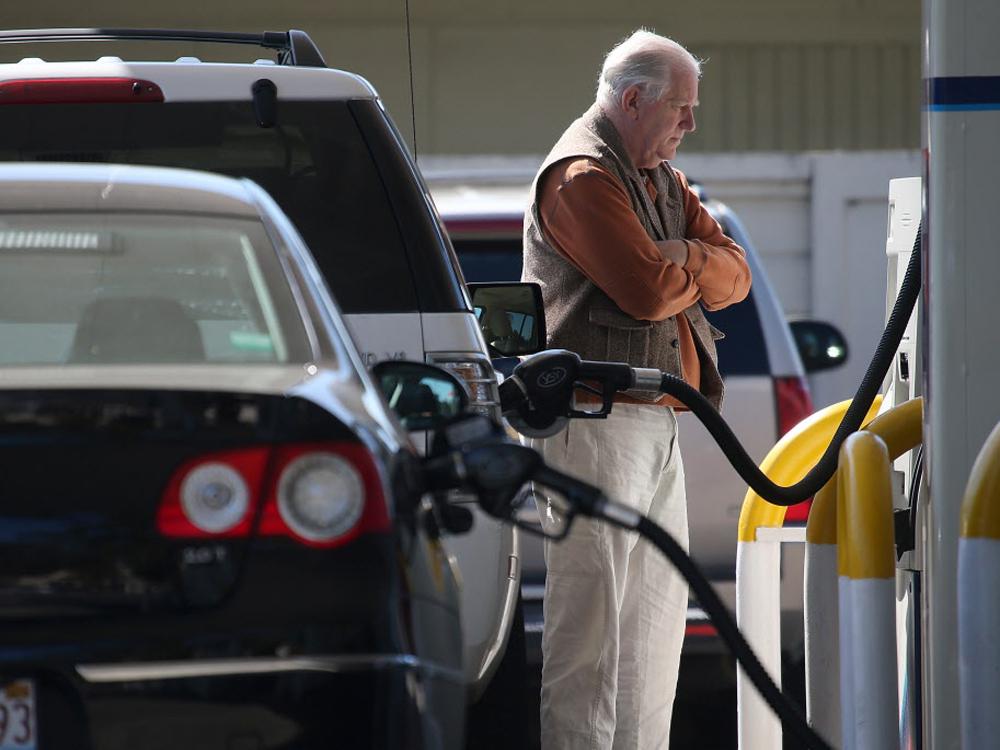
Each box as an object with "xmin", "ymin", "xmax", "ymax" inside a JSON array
[{"xmin": 1, "ymin": 1, "xmax": 921, "ymax": 155}]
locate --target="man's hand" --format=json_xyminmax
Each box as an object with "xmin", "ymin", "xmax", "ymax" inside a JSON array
[{"xmin": 655, "ymin": 239, "xmax": 689, "ymax": 267}]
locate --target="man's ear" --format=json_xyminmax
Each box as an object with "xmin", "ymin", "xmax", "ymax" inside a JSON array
[{"xmin": 621, "ymin": 85, "xmax": 643, "ymax": 119}]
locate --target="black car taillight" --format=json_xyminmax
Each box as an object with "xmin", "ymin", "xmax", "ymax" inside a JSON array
[
  {"xmin": 258, "ymin": 442, "xmax": 391, "ymax": 548},
  {"xmin": 0, "ymin": 78, "xmax": 164, "ymax": 104},
  {"xmin": 157, "ymin": 446, "xmax": 270, "ymax": 538},
  {"xmin": 774, "ymin": 376, "xmax": 816, "ymax": 523},
  {"xmin": 157, "ymin": 442, "xmax": 390, "ymax": 546}
]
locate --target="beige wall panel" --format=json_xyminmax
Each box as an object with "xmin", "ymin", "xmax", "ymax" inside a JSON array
[
  {"xmin": 855, "ymin": 45, "xmax": 882, "ymax": 147},
  {"xmin": 802, "ymin": 46, "xmax": 831, "ymax": 148},
  {"xmin": 776, "ymin": 47, "xmax": 803, "ymax": 151},
  {"xmin": 901, "ymin": 44, "xmax": 922, "ymax": 147},
  {"xmin": 422, "ymin": 27, "xmax": 616, "ymax": 155},
  {"xmin": 830, "ymin": 45, "xmax": 859, "ymax": 148},
  {"xmin": 875, "ymin": 45, "xmax": 920, "ymax": 148},
  {"xmin": 723, "ymin": 46, "xmax": 753, "ymax": 151},
  {"xmin": 691, "ymin": 45, "xmax": 726, "ymax": 152},
  {"xmin": 751, "ymin": 47, "xmax": 779, "ymax": 151}
]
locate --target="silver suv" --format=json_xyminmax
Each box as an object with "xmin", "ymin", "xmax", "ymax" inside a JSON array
[{"xmin": 0, "ymin": 27, "xmax": 527, "ymax": 735}]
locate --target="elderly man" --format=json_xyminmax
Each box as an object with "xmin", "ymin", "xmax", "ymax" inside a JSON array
[{"xmin": 522, "ymin": 30, "xmax": 752, "ymax": 748}]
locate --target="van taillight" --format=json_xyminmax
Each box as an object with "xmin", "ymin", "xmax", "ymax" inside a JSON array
[
  {"xmin": 0, "ymin": 78, "xmax": 164, "ymax": 104},
  {"xmin": 430, "ymin": 356, "xmax": 500, "ymax": 420},
  {"xmin": 157, "ymin": 442, "xmax": 390, "ymax": 546},
  {"xmin": 774, "ymin": 376, "xmax": 815, "ymax": 523}
]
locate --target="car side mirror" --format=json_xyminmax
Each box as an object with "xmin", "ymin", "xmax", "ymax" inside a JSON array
[
  {"xmin": 469, "ymin": 282, "xmax": 547, "ymax": 357},
  {"xmin": 371, "ymin": 361, "xmax": 470, "ymax": 432},
  {"xmin": 789, "ymin": 319, "xmax": 849, "ymax": 373}
]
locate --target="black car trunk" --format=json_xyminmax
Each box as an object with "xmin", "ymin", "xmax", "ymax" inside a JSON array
[{"xmin": 0, "ymin": 387, "xmax": 360, "ymax": 619}]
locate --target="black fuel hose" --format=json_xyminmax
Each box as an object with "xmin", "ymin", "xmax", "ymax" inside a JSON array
[
  {"xmin": 445, "ymin": 437, "xmax": 835, "ymax": 749},
  {"xmin": 655, "ymin": 225, "xmax": 920, "ymax": 505},
  {"xmin": 555, "ymin": 464, "xmax": 832, "ymax": 748},
  {"xmin": 627, "ymin": 514, "xmax": 832, "ymax": 750}
]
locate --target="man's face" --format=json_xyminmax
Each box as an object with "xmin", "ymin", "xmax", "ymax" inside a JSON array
[{"xmin": 631, "ymin": 67, "xmax": 699, "ymax": 168}]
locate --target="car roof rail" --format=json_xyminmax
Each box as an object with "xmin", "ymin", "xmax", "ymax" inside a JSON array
[{"xmin": 0, "ymin": 28, "xmax": 327, "ymax": 67}]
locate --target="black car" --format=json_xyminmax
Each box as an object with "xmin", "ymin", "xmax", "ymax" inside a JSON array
[{"xmin": 0, "ymin": 163, "xmax": 470, "ymax": 749}]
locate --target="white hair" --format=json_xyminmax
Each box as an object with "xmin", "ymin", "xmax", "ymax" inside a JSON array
[{"xmin": 596, "ymin": 30, "xmax": 701, "ymax": 109}]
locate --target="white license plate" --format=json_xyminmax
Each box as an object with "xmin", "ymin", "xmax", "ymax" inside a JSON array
[{"xmin": 0, "ymin": 681, "xmax": 36, "ymax": 750}]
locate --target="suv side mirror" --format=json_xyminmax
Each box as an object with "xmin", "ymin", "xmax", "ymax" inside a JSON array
[
  {"xmin": 469, "ymin": 282, "xmax": 547, "ymax": 357},
  {"xmin": 371, "ymin": 361, "xmax": 470, "ymax": 432},
  {"xmin": 789, "ymin": 319, "xmax": 849, "ymax": 373}
]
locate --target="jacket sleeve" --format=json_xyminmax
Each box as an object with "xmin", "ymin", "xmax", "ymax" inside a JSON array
[
  {"xmin": 675, "ymin": 169, "xmax": 752, "ymax": 311},
  {"xmin": 538, "ymin": 158, "xmax": 702, "ymax": 321}
]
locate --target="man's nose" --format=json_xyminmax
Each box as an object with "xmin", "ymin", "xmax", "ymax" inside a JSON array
[{"xmin": 683, "ymin": 107, "xmax": 697, "ymax": 132}]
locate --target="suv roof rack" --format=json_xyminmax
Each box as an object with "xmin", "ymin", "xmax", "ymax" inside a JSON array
[{"xmin": 0, "ymin": 28, "xmax": 327, "ymax": 67}]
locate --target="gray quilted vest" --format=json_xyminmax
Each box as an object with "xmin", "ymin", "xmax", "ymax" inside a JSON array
[{"xmin": 522, "ymin": 104, "xmax": 725, "ymax": 408}]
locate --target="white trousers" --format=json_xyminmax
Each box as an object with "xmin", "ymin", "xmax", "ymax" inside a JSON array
[{"xmin": 534, "ymin": 404, "xmax": 689, "ymax": 750}]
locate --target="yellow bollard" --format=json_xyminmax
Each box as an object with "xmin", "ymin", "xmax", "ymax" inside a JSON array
[
  {"xmin": 837, "ymin": 431, "xmax": 897, "ymax": 750},
  {"xmin": 803, "ymin": 397, "xmax": 922, "ymax": 745}
]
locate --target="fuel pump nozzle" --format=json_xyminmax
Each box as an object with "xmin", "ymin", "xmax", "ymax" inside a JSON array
[{"xmin": 498, "ymin": 349, "xmax": 651, "ymax": 437}]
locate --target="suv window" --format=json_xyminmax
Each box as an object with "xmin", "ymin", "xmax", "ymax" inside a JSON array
[
  {"xmin": 452, "ymin": 231, "xmax": 770, "ymax": 377},
  {"xmin": 0, "ymin": 99, "xmax": 464, "ymax": 314}
]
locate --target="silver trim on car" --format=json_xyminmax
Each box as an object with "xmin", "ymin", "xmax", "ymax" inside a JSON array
[{"xmin": 76, "ymin": 654, "xmax": 465, "ymax": 684}]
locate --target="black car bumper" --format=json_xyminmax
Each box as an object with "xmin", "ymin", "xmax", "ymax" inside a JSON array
[{"xmin": 6, "ymin": 654, "xmax": 464, "ymax": 750}]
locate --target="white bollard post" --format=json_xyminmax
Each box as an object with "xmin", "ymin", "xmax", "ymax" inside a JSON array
[
  {"xmin": 736, "ymin": 537, "xmax": 782, "ymax": 750},
  {"xmin": 803, "ymin": 478, "xmax": 841, "ymax": 748}
]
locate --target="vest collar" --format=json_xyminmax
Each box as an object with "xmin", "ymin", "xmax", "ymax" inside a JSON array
[
  {"xmin": 583, "ymin": 105, "xmax": 671, "ymax": 241},
  {"xmin": 582, "ymin": 104, "xmax": 644, "ymax": 183}
]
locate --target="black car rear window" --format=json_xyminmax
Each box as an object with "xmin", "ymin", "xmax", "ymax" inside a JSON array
[
  {"xmin": 0, "ymin": 99, "xmax": 465, "ymax": 314},
  {"xmin": 0, "ymin": 213, "xmax": 312, "ymax": 366},
  {"xmin": 453, "ymin": 236, "xmax": 770, "ymax": 377}
]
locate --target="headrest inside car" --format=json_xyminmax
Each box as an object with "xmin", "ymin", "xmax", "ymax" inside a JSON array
[{"xmin": 69, "ymin": 297, "xmax": 206, "ymax": 364}]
